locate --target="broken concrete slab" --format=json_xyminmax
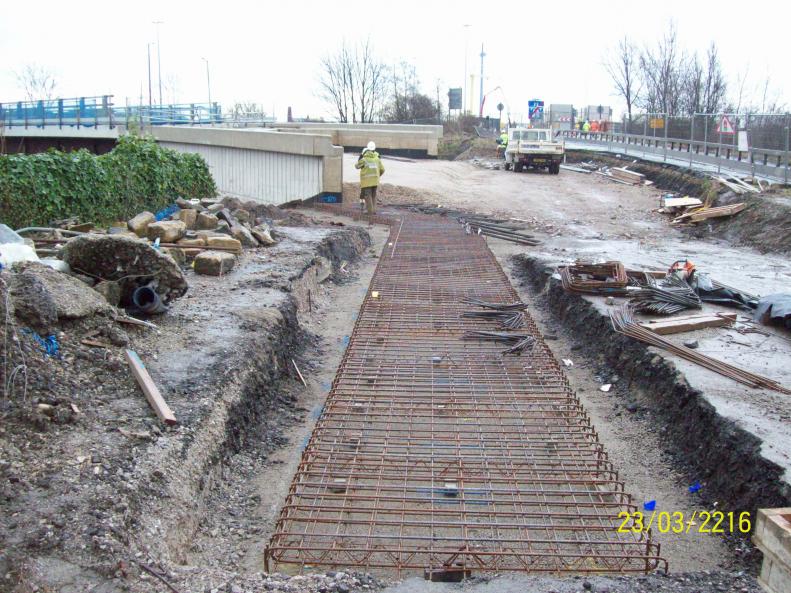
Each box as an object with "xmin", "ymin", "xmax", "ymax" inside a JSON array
[
  {"xmin": 62, "ymin": 234, "xmax": 188, "ymax": 305},
  {"xmin": 7, "ymin": 262, "xmax": 113, "ymax": 332},
  {"xmin": 147, "ymin": 221, "xmax": 187, "ymax": 243},
  {"xmin": 127, "ymin": 211, "xmax": 156, "ymax": 237},
  {"xmin": 196, "ymin": 212, "xmax": 219, "ymax": 230},
  {"xmin": 194, "ymin": 251, "xmax": 236, "ymax": 276}
]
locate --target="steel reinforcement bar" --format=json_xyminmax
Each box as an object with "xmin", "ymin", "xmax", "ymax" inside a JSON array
[{"xmin": 265, "ymin": 211, "xmax": 666, "ymax": 576}]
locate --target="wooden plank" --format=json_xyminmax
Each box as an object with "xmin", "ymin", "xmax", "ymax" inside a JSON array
[
  {"xmin": 125, "ymin": 349, "xmax": 177, "ymax": 425},
  {"xmin": 640, "ymin": 313, "xmax": 737, "ymax": 335},
  {"xmin": 686, "ymin": 203, "xmax": 746, "ymax": 222},
  {"xmin": 672, "ymin": 202, "xmax": 746, "ymax": 224},
  {"xmin": 662, "ymin": 197, "xmax": 703, "ymax": 208}
]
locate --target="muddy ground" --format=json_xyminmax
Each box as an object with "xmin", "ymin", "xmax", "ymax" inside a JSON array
[{"xmin": 0, "ymin": 211, "xmax": 388, "ymax": 593}]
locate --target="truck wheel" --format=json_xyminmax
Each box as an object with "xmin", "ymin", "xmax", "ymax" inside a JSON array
[
  {"xmin": 504, "ymin": 162, "xmax": 512, "ymax": 171},
  {"xmin": 515, "ymin": 162, "xmax": 524, "ymax": 173}
]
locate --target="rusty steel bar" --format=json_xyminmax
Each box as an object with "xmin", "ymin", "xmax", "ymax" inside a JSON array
[{"xmin": 267, "ymin": 209, "xmax": 667, "ymax": 576}]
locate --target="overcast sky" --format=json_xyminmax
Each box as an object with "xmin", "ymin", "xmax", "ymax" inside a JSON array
[{"xmin": 1, "ymin": 0, "xmax": 789, "ymax": 121}]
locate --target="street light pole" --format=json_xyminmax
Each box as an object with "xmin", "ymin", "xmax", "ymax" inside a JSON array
[
  {"xmin": 463, "ymin": 24, "xmax": 470, "ymax": 115},
  {"xmin": 202, "ymin": 57, "xmax": 212, "ymax": 113},
  {"xmin": 153, "ymin": 21, "xmax": 164, "ymax": 106},
  {"xmin": 146, "ymin": 43, "xmax": 153, "ymax": 109},
  {"xmin": 478, "ymin": 44, "xmax": 486, "ymax": 117}
]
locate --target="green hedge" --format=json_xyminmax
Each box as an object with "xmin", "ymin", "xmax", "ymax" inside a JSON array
[{"xmin": 0, "ymin": 135, "xmax": 217, "ymax": 228}]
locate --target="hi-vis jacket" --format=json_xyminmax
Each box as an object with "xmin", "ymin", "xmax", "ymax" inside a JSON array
[{"xmin": 355, "ymin": 150, "xmax": 385, "ymax": 188}]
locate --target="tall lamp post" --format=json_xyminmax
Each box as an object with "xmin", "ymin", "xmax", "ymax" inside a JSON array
[
  {"xmin": 153, "ymin": 21, "xmax": 164, "ymax": 106},
  {"xmin": 463, "ymin": 24, "xmax": 470, "ymax": 115},
  {"xmin": 201, "ymin": 57, "xmax": 212, "ymax": 118}
]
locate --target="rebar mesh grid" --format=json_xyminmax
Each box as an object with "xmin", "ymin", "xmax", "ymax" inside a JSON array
[{"xmin": 266, "ymin": 213, "xmax": 666, "ymax": 575}]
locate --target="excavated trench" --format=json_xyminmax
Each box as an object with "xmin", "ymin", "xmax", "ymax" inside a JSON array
[{"xmin": 512, "ymin": 255, "xmax": 791, "ymax": 529}]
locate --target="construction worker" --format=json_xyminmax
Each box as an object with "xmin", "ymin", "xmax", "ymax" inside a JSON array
[
  {"xmin": 497, "ymin": 130, "xmax": 508, "ymax": 157},
  {"xmin": 590, "ymin": 120, "xmax": 600, "ymax": 133},
  {"xmin": 582, "ymin": 120, "xmax": 591, "ymax": 133},
  {"xmin": 355, "ymin": 141, "xmax": 385, "ymax": 215}
]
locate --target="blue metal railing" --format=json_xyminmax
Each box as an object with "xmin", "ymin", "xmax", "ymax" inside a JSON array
[{"xmin": 0, "ymin": 95, "xmax": 223, "ymax": 129}]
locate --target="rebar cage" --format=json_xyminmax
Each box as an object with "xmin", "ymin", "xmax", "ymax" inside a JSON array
[{"xmin": 265, "ymin": 212, "xmax": 666, "ymax": 576}]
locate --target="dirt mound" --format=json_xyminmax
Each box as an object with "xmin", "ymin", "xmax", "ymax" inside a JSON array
[
  {"xmin": 62, "ymin": 234, "xmax": 188, "ymax": 305},
  {"xmin": 454, "ymin": 136, "xmax": 498, "ymax": 161},
  {"xmin": 342, "ymin": 182, "xmax": 443, "ymax": 207},
  {"xmin": 221, "ymin": 197, "xmax": 311, "ymax": 226},
  {"xmin": 684, "ymin": 192, "xmax": 791, "ymax": 254}
]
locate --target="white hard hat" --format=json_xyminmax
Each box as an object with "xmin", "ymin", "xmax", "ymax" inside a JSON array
[{"xmin": 366, "ymin": 141, "xmax": 376, "ymax": 151}]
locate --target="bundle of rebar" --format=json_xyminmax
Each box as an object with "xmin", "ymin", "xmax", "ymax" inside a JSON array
[
  {"xmin": 610, "ymin": 304, "xmax": 791, "ymax": 394},
  {"xmin": 629, "ymin": 276, "xmax": 702, "ymax": 315},
  {"xmin": 558, "ymin": 261, "xmax": 629, "ymax": 294},
  {"xmin": 461, "ymin": 298, "xmax": 528, "ymax": 311},
  {"xmin": 460, "ymin": 217, "xmax": 541, "ymax": 246},
  {"xmin": 462, "ymin": 330, "xmax": 536, "ymax": 354},
  {"xmin": 462, "ymin": 309, "xmax": 526, "ymax": 329}
]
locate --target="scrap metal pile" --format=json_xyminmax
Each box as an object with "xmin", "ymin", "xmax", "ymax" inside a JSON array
[
  {"xmin": 629, "ymin": 275, "xmax": 702, "ymax": 315},
  {"xmin": 610, "ymin": 305, "xmax": 791, "ymax": 395},
  {"xmin": 459, "ymin": 216, "xmax": 541, "ymax": 246},
  {"xmin": 558, "ymin": 261, "xmax": 629, "ymax": 295}
]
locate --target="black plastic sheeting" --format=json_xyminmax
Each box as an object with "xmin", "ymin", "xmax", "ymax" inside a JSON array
[{"xmin": 754, "ymin": 294, "xmax": 791, "ymax": 329}]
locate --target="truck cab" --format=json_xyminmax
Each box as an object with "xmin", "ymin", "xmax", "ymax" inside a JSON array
[{"xmin": 504, "ymin": 127, "xmax": 564, "ymax": 174}]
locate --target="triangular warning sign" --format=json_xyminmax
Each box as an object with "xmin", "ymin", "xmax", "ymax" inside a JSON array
[{"xmin": 716, "ymin": 115, "xmax": 735, "ymax": 135}]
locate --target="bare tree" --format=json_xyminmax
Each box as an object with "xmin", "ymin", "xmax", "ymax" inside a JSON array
[
  {"xmin": 15, "ymin": 64, "xmax": 57, "ymax": 102},
  {"xmin": 681, "ymin": 43, "xmax": 727, "ymax": 115},
  {"xmin": 603, "ymin": 36, "xmax": 641, "ymax": 125},
  {"xmin": 638, "ymin": 22, "xmax": 684, "ymax": 115},
  {"xmin": 318, "ymin": 39, "xmax": 386, "ymax": 123}
]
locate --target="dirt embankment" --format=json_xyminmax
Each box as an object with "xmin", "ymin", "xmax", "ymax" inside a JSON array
[
  {"xmin": 513, "ymin": 254, "xmax": 791, "ymax": 520},
  {"xmin": 566, "ymin": 149, "xmax": 791, "ymax": 254},
  {"xmin": 0, "ymin": 222, "xmax": 374, "ymax": 593}
]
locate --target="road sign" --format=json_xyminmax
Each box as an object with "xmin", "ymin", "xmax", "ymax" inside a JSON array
[
  {"xmin": 528, "ymin": 99, "xmax": 544, "ymax": 120},
  {"xmin": 448, "ymin": 88, "xmax": 462, "ymax": 110},
  {"xmin": 649, "ymin": 118, "xmax": 664, "ymax": 129},
  {"xmin": 716, "ymin": 115, "xmax": 735, "ymax": 135}
]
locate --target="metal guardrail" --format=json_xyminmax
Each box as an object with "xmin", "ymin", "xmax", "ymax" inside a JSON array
[
  {"xmin": 561, "ymin": 130, "xmax": 790, "ymax": 183},
  {"xmin": 0, "ymin": 95, "xmax": 276, "ymax": 130}
]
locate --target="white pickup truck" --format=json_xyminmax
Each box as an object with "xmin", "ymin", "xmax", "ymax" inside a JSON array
[{"xmin": 504, "ymin": 127, "xmax": 564, "ymax": 174}]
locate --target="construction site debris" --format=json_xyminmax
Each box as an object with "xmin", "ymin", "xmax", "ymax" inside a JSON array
[
  {"xmin": 176, "ymin": 208, "xmax": 198, "ymax": 229},
  {"xmin": 206, "ymin": 235, "xmax": 243, "ymax": 252},
  {"xmin": 713, "ymin": 174, "xmax": 762, "ymax": 194},
  {"xmin": 459, "ymin": 216, "xmax": 541, "ymax": 246},
  {"xmin": 6, "ymin": 261, "xmax": 113, "ymax": 332},
  {"xmin": 610, "ymin": 304, "xmax": 790, "ymax": 394},
  {"xmin": 127, "ymin": 211, "xmax": 155, "ymax": 236},
  {"xmin": 62, "ymin": 234, "xmax": 188, "ymax": 307},
  {"xmin": 252, "ymin": 223, "xmax": 276, "ymax": 246},
  {"xmin": 629, "ymin": 275, "xmax": 702, "ymax": 315},
  {"xmin": 559, "ymin": 164, "xmax": 592, "ymax": 174},
  {"xmin": 672, "ymin": 203, "xmax": 746, "ymax": 224},
  {"xmin": 558, "ymin": 261, "xmax": 628, "ymax": 294},
  {"xmin": 611, "ymin": 167, "xmax": 646, "ymax": 185},
  {"xmin": 94, "ymin": 279, "xmax": 122, "ymax": 306},
  {"xmin": 661, "ymin": 196, "xmax": 703, "ymax": 209},
  {"xmin": 125, "ymin": 349, "xmax": 177, "ymax": 425},
  {"xmin": 754, "ymin": 294, "xmax": 791, "ymax": 330},
  {"xmin": 147, "ymin": 220, "xmax": 187, "ymax": 243},
  {"xmin": 639, "ymin": 312, "xmax": 737, "ymax": 335},
  {"xmin": 196, "ymin": 211, "xmax": 220, "ymax": 230},
  {"xmin": 462, "ymin": 329, "xmax": 536, "ymax": 354},
  {"xmin": 193, "ymin": 251, "xmax": 236, "ymax": 276}
]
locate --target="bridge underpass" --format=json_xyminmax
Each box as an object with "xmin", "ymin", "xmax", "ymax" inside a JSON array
[{"xmin": 265, "ymin": 211, "xmax": 666, "ymax": 577}]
